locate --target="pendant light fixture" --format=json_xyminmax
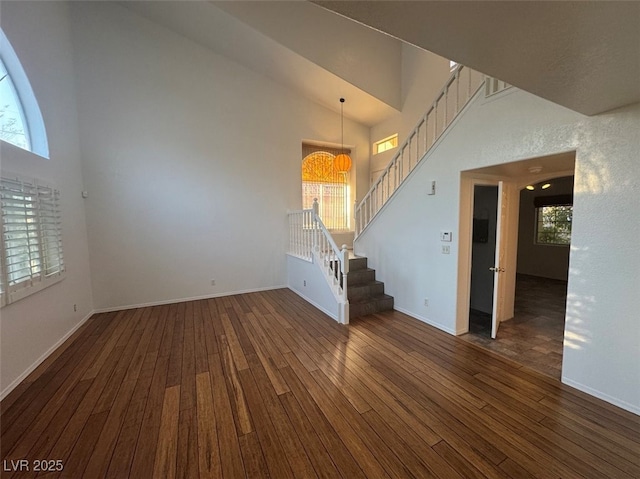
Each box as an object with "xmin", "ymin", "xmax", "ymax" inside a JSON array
[{"xmin": 334, "ymin": 98, "xmax": 352, "ymax": 173}]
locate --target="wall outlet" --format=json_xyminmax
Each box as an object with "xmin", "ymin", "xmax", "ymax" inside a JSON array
[
  {"xmin": 210, "ymin": 279, "xmax": 216, "ymax": 286},
  {"xmin": 424, "ymin": 298, "xmax": 429, "ymax": 307},
  {"xmin": 73, "ymin": 304, "xmax": 77, "ymax": 312},
  {"xmin": 303, "ymin": 280, "xmax": 307, "ymax": 287},
  {"xmin": 442, "ymin": 245, "xmax": 451, "ymax": 254}
]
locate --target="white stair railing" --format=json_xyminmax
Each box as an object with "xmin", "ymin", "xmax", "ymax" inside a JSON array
[
  {"xmin": 288, "ymin": 199, "xmax": 350, "ymax": 323},
  {"xmin": 355, "ymin": 64, "xmax": 488, "ymax": 237},
  {"xmin": 288, "ymin": 207, "xmax": 315, "ymax": 261}
]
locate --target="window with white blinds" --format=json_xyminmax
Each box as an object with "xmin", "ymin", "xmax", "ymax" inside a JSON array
[{"xmin": 0, "ymin": 175, "xmax": 65, "ymax": 306}]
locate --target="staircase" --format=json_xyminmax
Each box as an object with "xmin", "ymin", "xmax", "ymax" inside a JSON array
[
  {"xmin": 355, "ymin": 65, "xmax": 488, "ymax": 238},
  {"xmin": 288, "ymin": 70, "xmax": 510, "ymax": 323},
  {"xmin": 347, "ymin": 255, "xmax": 394, "ymax": 319}
]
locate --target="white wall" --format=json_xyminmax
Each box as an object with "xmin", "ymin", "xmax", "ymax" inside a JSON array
[
  {"xmin": 0, "ymin": 2, "xmax": 94, "ymax": 397},
  {"xmin": 369, "ymin": 45, "xmax": 451, "ymax": 181},
  {"xmin": 70, "ymin": 2, "xmax": 370, "ymax": 311},
  {"xmin": 517, "ymin": 175, "xmax": 574, "ymax": 280},
  {"xmin": 356, "ymin": 87, "xmax": 640, "ymax": 413},
  {"xmin": 287, "ymin": 255, "xmax": 340, "ymax": 321}
]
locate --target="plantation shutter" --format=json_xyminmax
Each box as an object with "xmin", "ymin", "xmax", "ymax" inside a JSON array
[{"xmin": 1, "ymin": 176, "xmax": 64, "ymax": 305}]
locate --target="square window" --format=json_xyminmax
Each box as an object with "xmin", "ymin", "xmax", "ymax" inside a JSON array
[{"xmin": 535, "ymin": 205, "xmax": 572, "ymax": 245}]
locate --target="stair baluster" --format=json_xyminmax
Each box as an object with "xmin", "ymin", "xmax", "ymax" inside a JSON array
[{"xmin": 355, "ymin": 65, "xmax": 489, "ymax": 238}]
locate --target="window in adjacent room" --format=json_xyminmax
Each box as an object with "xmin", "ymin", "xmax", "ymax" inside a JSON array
[
  {"xmin": 535, "ymin": 202, "xmax": 572, "ymax": 246},
  {"xmin": 373, "ymin": 134, "xmax": 398, "ymax": 155},
  {"xmin": 0, "ymin": 175, "xmax": 65, "ymax": 307},
  {"xmin": 0, "ymin": 28, "xmax": 49, "ymax": 158}
]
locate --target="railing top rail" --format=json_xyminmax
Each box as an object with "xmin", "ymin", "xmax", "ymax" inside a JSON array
[
  {"xmin": 315, "ymin": 214, "xmax": 342, "ymax": 256},
  {"xmin": 288, "ymin": 208, "xmax": 314, "ymax": 215}
]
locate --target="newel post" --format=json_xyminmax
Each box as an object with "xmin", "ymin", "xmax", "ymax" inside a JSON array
[{"xmin": 341, "ymin": 244, "xmax": 349, "ymax": 275}]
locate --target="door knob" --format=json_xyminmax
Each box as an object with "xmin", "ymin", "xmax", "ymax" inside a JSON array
[{"xmin": 489, "ymin": 266, "xmax": 505, "ymax": 272}]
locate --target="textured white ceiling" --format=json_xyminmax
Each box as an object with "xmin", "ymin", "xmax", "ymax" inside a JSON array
[
  {"xmin": 314, "ymin": 0, "xmax": 640, "ymax": 116},
  {"xmin": 465, "ymin": 152, "xmax": 576, "ymax": 183}
]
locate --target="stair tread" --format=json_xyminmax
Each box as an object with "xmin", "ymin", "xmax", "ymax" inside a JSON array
[
  {"xmin": 349, "ymin": 293, "xmax": 394, "ymax": 305},
  {"xmin": 349, "ymin": 280, "xmax": 384, "ymax": 288},
  {"xmin": 343, "ymin": 254, "xmax": 394, "ymax": 319}
]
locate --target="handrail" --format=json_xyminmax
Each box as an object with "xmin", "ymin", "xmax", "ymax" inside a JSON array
[
  {"xmin": 288, "ymin": 199, "xmax": 350, "ymax": 323},
  {"xmin": 355, "ymin": 64, "xmax": 487, "ymax": 237},
  {"xmin": 315, "ymin": 216, "xmax": 343, "ymax": 262}
]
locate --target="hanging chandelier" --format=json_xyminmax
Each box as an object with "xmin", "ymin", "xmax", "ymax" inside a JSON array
[{"xmin": 334, "ymin": 98, "xmax": 352, "ymax": 173}]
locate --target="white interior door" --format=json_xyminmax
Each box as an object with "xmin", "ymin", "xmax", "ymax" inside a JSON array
[{"xmin": 491, "ymin": 181, "xmax": 508, "ymax": 338}]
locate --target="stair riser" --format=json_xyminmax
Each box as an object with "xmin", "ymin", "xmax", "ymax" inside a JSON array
[
  {"xmin": 348, "ymin": 257, "xmax": 368, "ymax": 271},
  {"xmin": 348, "ymin": 282, "xmax": 385, "ymax": 301},
  {"xmin": 348, "ymin": 269, "xmax": 376, "ymax": 286},
  {"xmin": 349, "ymin": 296, "xmax": 394, "ymax": 319}
]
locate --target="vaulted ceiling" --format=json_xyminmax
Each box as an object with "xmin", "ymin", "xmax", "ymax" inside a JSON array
[
  {"xmin": 121, "ymin": 0, "xmax": 640, "ymax": 125},
  {"xmin": 120, "ymin": 1, "xmax": 405, "ymax": 126}
]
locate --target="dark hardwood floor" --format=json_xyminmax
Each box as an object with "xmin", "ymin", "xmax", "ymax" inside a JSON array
[
  {"xmin": 1, "ymin": 288, "xmax": 638, "ymax": 478},
  {"xmin": 461, "ymin": 274, "xmax": 567, "ymax": 379}
]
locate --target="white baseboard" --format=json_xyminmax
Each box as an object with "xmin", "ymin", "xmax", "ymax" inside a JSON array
[
  {"xmin": 288, "ymin": 286, "xmax": 338, "ymax": 322},
  {"xmin": 0, "ymin": 310, "xmax": 94, "ymax": 401},
  {"xmin": 561, "ymin": 377, "xmax": 640, "ymax": 416},
  {"xmin": 393, "ymin": 306, "xmax": 458, "ymax": 335},
  {"xmin": 92, "ymin": 285, "xmax": 288, "ymax": 313}
]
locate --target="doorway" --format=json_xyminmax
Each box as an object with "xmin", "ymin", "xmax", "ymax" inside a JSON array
[
  {"xmin": 468, "ymin": 185, "xmax": 499, "ymax": 337},
  {"xmin": 457, "ymin": 153, "xmax": 576, "ymax": 378}
]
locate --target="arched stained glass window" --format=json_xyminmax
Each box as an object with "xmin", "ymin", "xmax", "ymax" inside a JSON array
[
  {"xmin": 0, "ymin": 28, "xmax": 48, "ymax": 158},
  {"xmin": 302, "ymin": 146, "xmax": 350, "ymax": 231},
  {"xmin": 302, "ymin": 151, "xmax": 346, "ymax": 184}
]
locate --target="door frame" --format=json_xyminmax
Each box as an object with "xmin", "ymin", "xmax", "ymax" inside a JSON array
[{"xmin": 457, "ymin": 175, "xmax": 519, "ymax": 335}]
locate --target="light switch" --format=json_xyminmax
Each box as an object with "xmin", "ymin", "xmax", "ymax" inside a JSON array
[{"xmin": 440, "ymin": 231, "xmax": 452, "ymax": 242}]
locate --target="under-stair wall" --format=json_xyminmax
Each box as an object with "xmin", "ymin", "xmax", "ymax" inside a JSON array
[{"xmin": 287, "ymin": 254, "xmax": 342, "ymax": 320}]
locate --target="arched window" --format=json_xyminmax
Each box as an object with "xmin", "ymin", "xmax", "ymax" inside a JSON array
[
  {"xmin": 0, "ymin": 30, "xmax": 60, "ymax": 307},
  {"xmin": 0, "ymin": 58, "xmax": 29, "ymax": 150},
  {"xmin": 0, "ymin": 28, "xmax": 48, "ymax": 158},
  {"xmin": 302, "ymin": 145, "xmax": 350, "ymax": 230}
]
